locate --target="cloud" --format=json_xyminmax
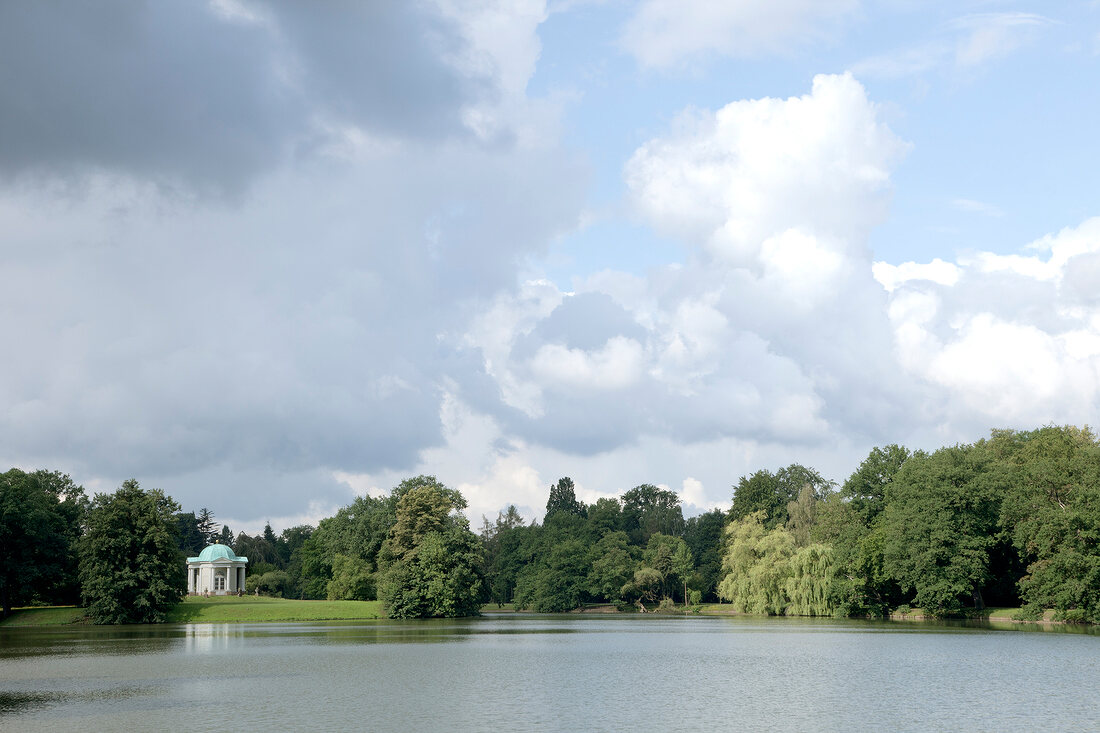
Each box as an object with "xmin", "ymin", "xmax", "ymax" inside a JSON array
[
  {"xmin": 0, "ymin": 1, "xmax": 550, "ymax": 193},
  {"xmin": 0, "ymin": 1, "xmax": 587, "ymax": 520},
  {"xmin": 881, "ymin": 217, "xmax": 1100, "ymax": 432},
  {"xmin": 530, "ymin": 337, "xmax": 646, "ymax": 391},
  {"xmin": 620, "ymin": 0, "xmax": 859, "ymax": 69},
  {"xmin": 6, "ymin": 0, "xmax": 1100, "ymax": 534},
  {"xmin": 951, "ymin": 198, "xmax": 1004, "ymax": 217},
  {"xmin": 873, "ymin": 258, "xmax": 961, "ymax": 292},
  {"xmin": 452, "ymin": 74, "xmax": 1100, "ymax": 517},
  {"xmin": 625, "ymin": 73, "xmax": 908, "ymax": 264},
  {"xmin": 851, "ymin": 12, "xmax": 1054, "ymax": 79},
  {"xmin": 948, "ymin": 12, "xmax": 1053, "ymax": 68},
  {"xmin": 462, "ymin": 74, "xmax": 913, "ymax": 467}
]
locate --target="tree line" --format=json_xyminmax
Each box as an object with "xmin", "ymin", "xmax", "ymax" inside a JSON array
[{"xmin": 2, "ymin": 424, "xmax": 1098, "ymax": 624}]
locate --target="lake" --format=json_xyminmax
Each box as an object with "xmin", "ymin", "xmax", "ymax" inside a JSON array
[{"xmin": 2, "ymin": 614, "xmax": 1098, "ymax": 732}]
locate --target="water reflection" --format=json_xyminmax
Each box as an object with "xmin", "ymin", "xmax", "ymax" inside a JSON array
[{"xmin": 2, "ymin": 615, "xmax": 1098, "ymax": 732}]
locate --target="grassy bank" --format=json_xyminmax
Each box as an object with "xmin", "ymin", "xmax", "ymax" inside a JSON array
[
  {"xmin": 698, "ymin": 603, "xmax": 1069, "ymax": 625},
  {"xmin": 166, "ymin": 595, "xmax": 384, "ymax": 623},
  {"xmin": 1, "ymin": 596, "xmax": 385, "ymax": 627},
  {"xmin": 887, "ymin": 606, "xmax": 1058, "ymax": 623},
  {"xmin": 0, "ymin": 606, "xmax": 88, "ymax": 627}
]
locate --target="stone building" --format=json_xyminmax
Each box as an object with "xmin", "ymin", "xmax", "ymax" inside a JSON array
[{"xmin": 187, "ymin": 543, "xmax": 249, "ymax": 595}]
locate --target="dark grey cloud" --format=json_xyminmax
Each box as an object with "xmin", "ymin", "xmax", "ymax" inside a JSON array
[
  {"xmin": 0, "ymin": 2, "xmax": 290, "ymax": 190},
  {"xmin": 269, "ymin": 1, "xmax": 490, "ymax": 139},
  {"xmin": 0, "ymin": 2, "xmax": 489, "ymax": 192}
]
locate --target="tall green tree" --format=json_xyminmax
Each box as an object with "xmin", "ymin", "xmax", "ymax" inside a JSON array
[
  {"xmin": 0, "ymin": 469, "xmax": 86, "ymax": 616},
  {"xmin": 293, "ymin": 532, "xmax": 332, "ymax": 600},
  {"xmin": 298, "ymin": 493, "xmax": 397, "ymax": 598},
  {"xmin": 480, "ymin": 505, "xmax": 527, "ymax": 606},
  {"xmin": 585, "ymin": 497, "xmax": 623, "ymax": 539},
  {"xmin": 670, "ymin": 538, "xmax": 694, "ymax": 604},
  {"xmin": 621, "ymin": 484, "xmax": 683, "ymax": 545},
  {"xmin": 841, "ymin": 444, "xmax": 910, "ymax": 525},
  {"xmin": 545, "ymin": 477, "xmax": 586, "ymax": 520},
  {"xmin": 514, "ymin": 501, "xmax": 590, "ymax": 611},
  {"xmin": 196, "ymin": 507, "xmax": 217, "ymax": 544},
  {"xmin": 643, "ymin": 533, "xmax": 692, "ymax": 601},
  {"xmin": 731, "ymin": 464, "xmax": 831, "ymax": 530},
  {"xmin": 234, "ymin": 531, "xmax": 281, "ymax": 567},
  {"xmin": 683, "ymin": 509, "xmax": 725, "ymax": 601},
  {"xmin": 176, "ymin": 512, "xmax": 206, "ymax": 556},
  {"xmin": 79, "ymin": 479, "xmax": 187, "ymax": 624},
  {"xmin": 996, "ymin": 426, "xmax": 1100, "ymax": 622},
  {"xmin": 486, "ymin": 522, "xmax": 536, "ymax": 606},
  {"xmin": 514, "ymin": 536, "xmax": 589, "ymax": 612},
  {"xmin": 811, "ymin": 494, "xmax": 899, "ymax": 616},
  {"xmin": 786, "ymin": 484, "xmax": 821, "ymax": 548},
  {"xmin": 586, "ymin": 531, "xmax": 637, "ymax": 602},
  {"xmin": 730, "ymin": 470, "xmax": 783, "ymax": 527},
  {"xmin": 377, "ymin": 476, "xmax": 483, "ymax": 618},
  {"xmin": 880, "ymin": 444, "xmax": 1006, "ymax": 615}
]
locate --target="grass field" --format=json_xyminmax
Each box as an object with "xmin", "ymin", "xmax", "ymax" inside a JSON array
[
  {"xmin": 1, "ymin": 596, "xmax": 385, "ymax": 627},
  {"xmin": 0, "ymin": 606, "xmax": 89, "ymax": 627},
  {"xmin": 165, "ymin": 595, "xmax": 385, "ymax": 623}
]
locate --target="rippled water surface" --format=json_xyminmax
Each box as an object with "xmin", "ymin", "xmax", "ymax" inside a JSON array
[{"xmin": 2, "ymin": 614, "xmax": 1098, "ymax": 732}]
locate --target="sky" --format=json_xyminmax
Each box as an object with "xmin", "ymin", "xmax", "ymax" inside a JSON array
[{"xmin": 2, "ymin": 0, "xmax": 1100, "ymax": 534}]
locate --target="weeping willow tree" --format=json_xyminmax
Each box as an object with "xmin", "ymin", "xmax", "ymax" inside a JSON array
[
  {"xmin": 785, "ymin": 543, "xmax": 835, "ymax": 616},
  {"xmin": 718, "ymin": 511, "xmax": 794, "ymax": 615},
  {"xmin": 718, "ymin": 510, "xmax": 834, "ymax": 616}
]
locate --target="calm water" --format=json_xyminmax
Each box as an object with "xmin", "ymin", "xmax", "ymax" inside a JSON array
[{"xmin": 2, "ymin": 614, "xmax": 1098, "ymax": 732}]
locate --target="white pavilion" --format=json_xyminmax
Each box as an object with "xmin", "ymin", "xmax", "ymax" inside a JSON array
[{"xmin": 187, "ymin": 543, "xmax": 249, "ymax": 595}]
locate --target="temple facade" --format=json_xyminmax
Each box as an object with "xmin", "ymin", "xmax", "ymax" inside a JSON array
[{"xmin": 187, "ymin": 543, "xmax": 249, "ymax": 595}]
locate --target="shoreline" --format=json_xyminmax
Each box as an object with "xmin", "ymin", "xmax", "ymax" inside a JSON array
[{"xmin": 3, "ymin": 599, "xmax": 1092, "ymax": 629}]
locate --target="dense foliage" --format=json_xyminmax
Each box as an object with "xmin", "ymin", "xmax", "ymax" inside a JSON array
[
  {"xmin": 5, "ymin": 424, "xmax": 1100, "ymax": 624},
  {"xmin": 79, "ymin": 480, "xmax": 187, "ymax": 624},
  {"xmin": 0, "ymin": 469, "xmax": 85, "ymax": 616},
  {"xmin": 376, "ymin": 476, "xmax": 484, "ymax": 618}
]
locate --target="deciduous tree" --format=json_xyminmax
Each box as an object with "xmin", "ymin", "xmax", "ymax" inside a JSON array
[
  {"xmin": 377, "ymin": 476, "xmax": 483, "ymax": 618},
  {"xmin": 996, "ymin": 426, "xmax": 1100, "ymax": 622},
  {"xmin": 79, "ymin": 479, "xmax": 186, "ymax": 624},
  {"xmin": 880, "ymin": 445, "xmax": 1006, "ymax": 615},
  {"xmin": 621, "ymin": 484, "xmax": 683, "ymax": 545},
  {"xmin": 0, "ymin": 469, "xmax": 86, "ymax": 616}
]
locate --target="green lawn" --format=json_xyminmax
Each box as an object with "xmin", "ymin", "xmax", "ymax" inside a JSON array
[
  {"xmin": 165, "ymin": 595, "xmax": 385, "ymax": 623},
  {"xmin": 0, "ymin": 606, "xmax": 89, "ymax": 627},
  {"xmin": 1, "ymin": 597, "xmax": 385, "ymax": 626}
]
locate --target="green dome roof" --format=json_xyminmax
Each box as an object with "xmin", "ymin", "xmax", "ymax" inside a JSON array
[{"xmin": 187, "ymin": 543, "xmax": 248, "ymax": 563}]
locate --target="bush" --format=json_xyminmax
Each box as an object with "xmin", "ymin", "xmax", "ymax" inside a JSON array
[{"xmin": 246, "ymin": 570, "xmax": 290, "ymax": 597}]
